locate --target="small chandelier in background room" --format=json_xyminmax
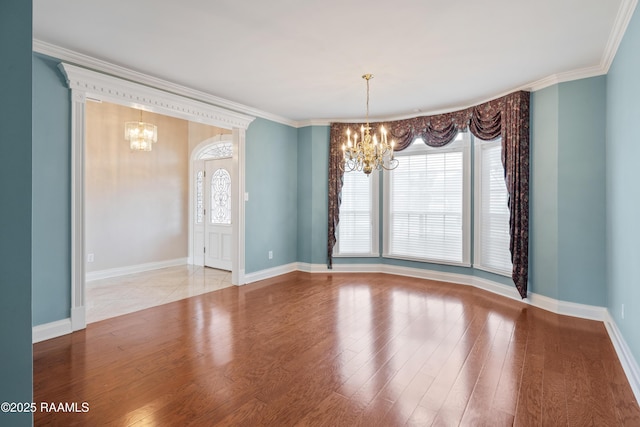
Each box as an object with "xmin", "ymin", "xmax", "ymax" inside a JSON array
[
  {"xmin": 125, "ymin": 109, "xmax": 158, "ymax": 151},
  {"xmin": 342, "ymin": 74, "xmax": 398, "ymax": 175}
]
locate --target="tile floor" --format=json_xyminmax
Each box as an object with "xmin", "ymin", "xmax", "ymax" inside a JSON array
[{"xmin": 86, "ymin": 265, "xmax": 233, "ymax": 323}]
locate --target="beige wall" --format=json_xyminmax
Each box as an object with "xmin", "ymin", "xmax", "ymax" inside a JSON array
[
  {"xmin": 188, "ymin": 121, "xmax": 231, "ymax": 155},
  {"xmin": 85, "ymin": 102, "xmax": 191, "ymax": 272}
]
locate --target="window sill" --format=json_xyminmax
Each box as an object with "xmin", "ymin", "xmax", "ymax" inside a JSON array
[
  {"xmin": 473, "ymin": 264, "xmax": 512, "ymax": 278},
  {"xmin": 382, "ymin": 253, "xmax": 471, "ymax": 268},
  {"xmin": 333, "ymin": 253, "xmax": 380, "ymax": 258}
]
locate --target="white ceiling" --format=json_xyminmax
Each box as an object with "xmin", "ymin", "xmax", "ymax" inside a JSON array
[{"xmin": 33, "ymin": 0, "xmax": 633, "ymax": 124}]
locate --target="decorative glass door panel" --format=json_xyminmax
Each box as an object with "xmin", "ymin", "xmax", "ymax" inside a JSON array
[{"xmin": 204, "ymin": 158, "xmax": 232, "ymax": 270}]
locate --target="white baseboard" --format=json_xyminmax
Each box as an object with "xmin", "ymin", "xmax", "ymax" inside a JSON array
[
  {"xmin": 35, "ymin": 260, "xmax": 640, "ymax": 403},
  {"xmin": 300, "ymin": 262, "xmax": 606, "ymax": 321},
  {"xmin": 244, "ymin": 262, "xmax": 298, "ymax": 284},
  {"xmin": 33, "ymin": 318, "xmax": 72, "ymax": 343},
  {"xmin": 527, "ymin": 292, "xmax": 607, "ymax": 321},
  {"xmin": 604, "ymin": 311, "xmax": 640, "ymax": 404},
  {"xmin": 86, "ymin": 258, "xmax": 188, "ymax": 281},
  {"xmin": 291, "ymin": 262, "xmax": 638, "ymax": 398}
]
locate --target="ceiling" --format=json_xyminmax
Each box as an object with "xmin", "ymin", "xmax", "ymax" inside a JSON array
[{"xmin": 33, "ymin": 0, "xmax": 632, "ymax": 124}]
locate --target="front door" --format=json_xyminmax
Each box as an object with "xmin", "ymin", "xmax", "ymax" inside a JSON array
[{"xmin": 204, "ymin": 158, "xmax": 233, "ymax": 271}]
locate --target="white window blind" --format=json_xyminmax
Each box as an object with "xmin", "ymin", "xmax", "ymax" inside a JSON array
[
  {"xmin": 386, "ymin": 137, "xmax": 469, "ymax": 264},
  {"xmin": 475, "ymin": 139, "xmax": 512, "ymax": 275},
  {"xmin": 336, "ymin": 171, "xmax": 376, "ymax": 255}
]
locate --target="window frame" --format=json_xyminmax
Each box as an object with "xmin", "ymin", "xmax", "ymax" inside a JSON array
[
  {"xmin": 473, "ymin": 137, "xmax": 512, "ymax": 277},
  {"xmin": 333, "ymin": 169, "xmax": 380, "ymax": 257},
  {"xmin": 382, "ymin": 134, "xmax": 471, "ymax": 266}
]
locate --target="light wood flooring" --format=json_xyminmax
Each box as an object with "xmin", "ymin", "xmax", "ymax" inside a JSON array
[{"xmin": 34, "ymin": 272, "xmax": 640, "ymax": 426}]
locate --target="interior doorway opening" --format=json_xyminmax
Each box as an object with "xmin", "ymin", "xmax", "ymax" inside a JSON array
[{"xmin": 61, "ymin": 62, "xmax": 253, "ymax": 332}]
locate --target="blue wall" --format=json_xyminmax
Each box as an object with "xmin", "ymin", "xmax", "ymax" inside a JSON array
[
  {"xmin": 0, "ymin": 1, "xmax": 33, "ymax": 425},
  {"xmin": 607, "ymin": 6, "xmax": 640, "ymax": 364},
  {"xmin": 26, "ymin": 61, "xmax": 612, "ymax": 321},
  {"xmin": 296, "ymin": 126, "xmax": 330, "ymax": 265},
  {"xmin": 245, "ymin": 118, "xmax": 298, "ymax": 273},
  {"xmin": 530, "ymin": 85, "xmax": 560, "ymax": 299},
  {"xmin": 329, "ymin": 77, "xmax": 608, "ymax": 306},
  {"xmin": 32, "ymin": 53, "xmax": 72, "ymax": 325},
  {"xmin": 528, "ymin": 77, "xmax": 607, "ymax": 306},
  {"xmin": 297, "ymin": 127, "xmax": 313, "ymax": 263},
  {"xmin": 557, "ymin": 77, "xmax": 607, "ymax": 305},
  {"xmin": 23, "ymin": 9, "xmax": 638, "ymax": 381}
]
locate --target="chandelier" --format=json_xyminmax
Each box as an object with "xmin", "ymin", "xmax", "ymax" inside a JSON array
[
  {"xmin": 125, "ymin": 109, "xmax": 157, "ymax": 151},
  {"xmin": 342, "ymin": 74, "xmax": 398, "ymax": 175}
]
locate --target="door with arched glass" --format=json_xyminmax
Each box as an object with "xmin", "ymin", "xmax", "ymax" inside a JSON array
[
  {"xmin": 204, "ymin": 158, "xmax": 232, "ymax": 270},
  {"xmin": 193, "ymin": 139, "xmax": 233, "ymax": 271}
]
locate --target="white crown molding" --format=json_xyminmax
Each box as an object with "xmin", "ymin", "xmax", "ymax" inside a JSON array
[
  {"xmin": 309, "ymin": 62, "xmax": 608, "ymax": 127},
  {"xmin": 296, "ymin": 120, "xmax": 334, "ymax": 128},
  {"xmin": 525, "ymin": 65, "xmax": 607, "ymax": 92},
  {"xmin": 35, "ymin": 0, "xmax": 637, "ymax": 129},
  {"xmin": 291, "ymin": 0, "xmax": 638, "ymax": 127},
  {"xmin": 34, "ymin": 39, "xmax": 295, "ymax": 128},
  {"xmin": 59, "ymin": 62, "xmax": 255, "ymax": 130},
  {"xmin": 602, "ymin": 0, "xmax": 639, "ymax": 72}
]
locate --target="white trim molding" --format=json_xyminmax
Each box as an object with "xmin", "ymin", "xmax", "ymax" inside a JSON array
[
  {"xmin": 59, "ymin": 62, "xmax": 254, "ymax": 333},
  {"xmin": 294, "ymin": 262, "xmax": 607, "ymax": 320},
  {"xmin": 602, "ymin": 0, "xmax": 639, "ymax": 73},
  {"xmin": 604, "ymin": 311, "xmax": 640, "ymax": 404},
  {"xmin": 33, "ymin": 319, "xmax": 72, "ymax": 343},
  {"xmin": 36, "ymin": 0, "xmax": 638, "ymax": 133},
  {"xmin": 86, "ymin": 258, "xmax": 188, "ymax": 282},
  {"xmin": 270, "ymin": 261, "xmax": 640, "ymax": 401},
  {"xmin": 35, "ymin": 40, "xmax": 295, "ymax": 127},
  {"xmin": 526, "ymin": 293, "xmax": 607, "ymax": 321},
  {"xmin": 58, "ymin": 63, "xmax": 255, "ymax": 130},
  {"xmin": 244, "ymin": 262, "xmax": 299, "ymax": 284}
]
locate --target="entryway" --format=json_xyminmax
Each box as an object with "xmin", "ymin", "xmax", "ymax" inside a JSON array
[{"xmin": 191, "ymin": 134, "xmax": 234, "ymax": 272}]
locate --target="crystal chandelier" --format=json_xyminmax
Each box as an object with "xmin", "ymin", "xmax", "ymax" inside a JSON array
[
  {"xmin": 342, "ymin": 74, "xmax": 398, "ymax": 175},
  {"xmin": 125, "ymin": 109, "xmax": 157, "ymax": 151}
]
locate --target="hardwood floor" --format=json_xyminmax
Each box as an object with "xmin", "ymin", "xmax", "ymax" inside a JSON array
[{"xmin": 33, "ymin": 272, "xmax": 640, "ymax": 426}]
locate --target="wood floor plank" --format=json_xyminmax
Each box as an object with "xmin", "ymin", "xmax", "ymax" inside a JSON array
[
  {"xmin": 492, "ymin": 311, "xmax": 529, "ymax": 416},
  {"xmin": 354, "ymin": 395, "xmax": 395, "ymax": 427},
  {"xmin": 600, "ymin": 349, "xmax": 640, "ymax": 425},
  {"xmin": 294, "ymin": 391, "xmax": 361, "ymax": 427},
  {"xmin": 32, "ymin": 271, "xmax": 638, "ymax": 426},
  {"xmin": 459, "ymin": 320, "xmax": 513, "ymax": 426},
  {"xmin": 540, "ymin": 312, "xmax": 568, "ymax": 426},
  {"xmin": 513, "ymin": 353, "xmax": 544, "ymax": 426}
]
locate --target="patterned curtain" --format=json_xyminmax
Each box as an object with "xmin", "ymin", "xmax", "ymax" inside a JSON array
[{"xmin": 327, "ymin": 90, "xmax": 530, "ymax": 298}]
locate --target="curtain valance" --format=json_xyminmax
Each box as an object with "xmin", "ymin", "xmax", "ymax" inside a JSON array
[{"xmin": 328, "ymin": 90, "xmax": 530, "ymax": 298}]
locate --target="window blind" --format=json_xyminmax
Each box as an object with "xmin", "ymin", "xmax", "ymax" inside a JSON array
[
  {"xmin": 388, "ymin": 149, "xmax": 464, "ymax": 263},
  {"xmin": 337, "ymin": 171, "xmax": 372, "ymax": 254},
  {"xmin": 477, "ymin": 141, "xmax": 512, "ymax": 274}
]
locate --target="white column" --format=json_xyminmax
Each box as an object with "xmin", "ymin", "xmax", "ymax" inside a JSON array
[
  {"xmin": 232, "ymin": 127, "xmax": 246, "ymax": 285},
  {"xmin": 70, "ymin": 89, "xmax": 86, "ymax": 331}
]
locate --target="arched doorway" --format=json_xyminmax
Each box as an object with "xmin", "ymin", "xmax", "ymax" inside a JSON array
[
  {"xmin": 59, "ymin": 63, "xmax": 254, "ymax": 332},
  {"xmin": 190, "ymin": 134, "xmax": 234, "ymax": 271}
]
